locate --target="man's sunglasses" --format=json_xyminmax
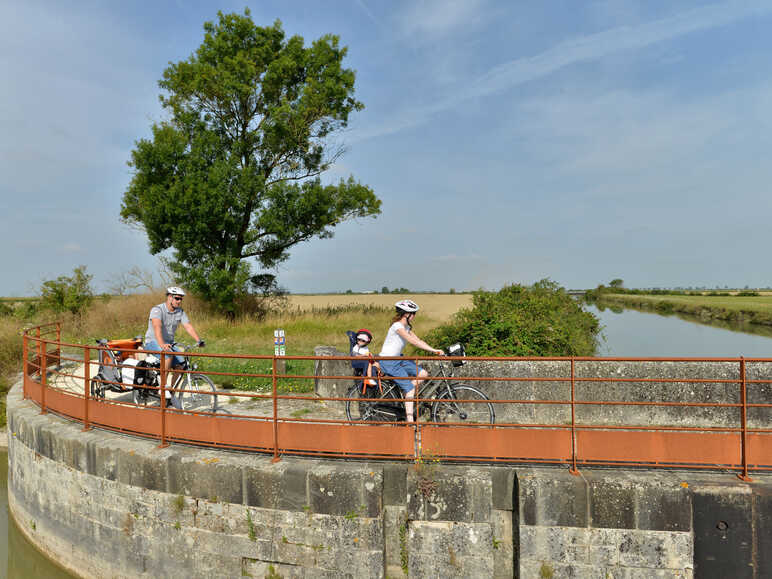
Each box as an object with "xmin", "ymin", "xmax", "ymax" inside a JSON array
[{"xmin": 171, "ymin": 296, "xmax": 184, "ymax": 302}]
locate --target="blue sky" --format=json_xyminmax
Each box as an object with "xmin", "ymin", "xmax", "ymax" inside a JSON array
[{"xmin": 3, "ymin": 0, "xmax": 772, "ymax": 295}]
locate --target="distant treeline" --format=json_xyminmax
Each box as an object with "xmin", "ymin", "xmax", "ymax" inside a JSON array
[{"xmin": 584, "ymin": 286, "xmax": 760, "ymax": 300}]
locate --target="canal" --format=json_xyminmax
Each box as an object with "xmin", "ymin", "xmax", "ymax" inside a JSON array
[
  {"xmin": 587, "ymin": 303, "xmax": 772, "ymax": 356},
  {"xmin": 2, "ymin": 304, "xmax": 772, "ymax": 575},
  {"xmin": 1, "ymin": 450, "xmax": 74, "ymax": 578}
]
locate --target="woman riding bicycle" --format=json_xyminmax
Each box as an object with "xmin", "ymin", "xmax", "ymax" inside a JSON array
[{"xmin": 378, "ymin": 299, "xmax": 445, "ymax": 422}]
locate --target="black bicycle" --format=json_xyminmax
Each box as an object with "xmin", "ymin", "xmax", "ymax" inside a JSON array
[
  {"xmin": 131, "ymin": 343, "xmax": 218, "ymax": 412},
  {"xmin": 344, "ymin": 344, "xmax": 495, "ymax": 424}
]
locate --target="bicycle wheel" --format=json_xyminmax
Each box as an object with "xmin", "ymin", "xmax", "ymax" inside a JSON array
[
  {"xmin": 90, "ymin": 376, "xmax": 105, "ymax": 399},
  {"xmin": 431, "ymin": 384, "xmax": 495, "ymax": 425},
  {"xmin": 182, "ymin": 373, "xmax": 218, "ymax": 412},
  {"xmin": 345, "ymin": 383, "xmax": 403, "ymax": 422},
  {"xmin": 132, "ymin": 385, "xmax": 150, "ymax": 407}
]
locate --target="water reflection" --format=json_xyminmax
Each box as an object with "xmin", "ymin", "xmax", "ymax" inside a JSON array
[
  {"xmin": 593, "ymin": 300, "xmax": 772, "ymax": 339},
  {"xmin": 1, "ymin": 452, "xmax": 74, "ymax": 578},
  {"xmin": 587, "ymin": 303, "xmax": 772, "ymax": 357}
]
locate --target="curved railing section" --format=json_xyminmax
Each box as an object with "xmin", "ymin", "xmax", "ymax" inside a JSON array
[{"xmin": 21, "ymin": 323, "xmax": 772, "ymax": 479}]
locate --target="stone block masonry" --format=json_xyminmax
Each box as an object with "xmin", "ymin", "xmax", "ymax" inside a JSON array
[{"xmin": 6, "ymin": 380, "xmax": 771, "ymax": 578}]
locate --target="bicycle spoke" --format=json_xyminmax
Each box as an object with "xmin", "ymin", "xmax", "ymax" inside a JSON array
[
  {"xmin": 431, "ymin": 385, "xmax": 495, "ymax": 424},
  {"xmin": 345, "ymin": 383, "xmax": 403, "ymax": 422},
  {"xmin": 183, "ymin": 374, "xmax": 218, "ymax": 412}
]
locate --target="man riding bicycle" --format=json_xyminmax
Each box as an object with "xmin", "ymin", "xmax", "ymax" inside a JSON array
[{"xmin": 144, "ymin": 286, "xmax": 205, "ymax": 408}]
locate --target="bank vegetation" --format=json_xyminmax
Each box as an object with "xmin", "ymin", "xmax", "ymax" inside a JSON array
[{"xmin": 586, "ymin": 289, "xmax": 772, "ymax": 327}]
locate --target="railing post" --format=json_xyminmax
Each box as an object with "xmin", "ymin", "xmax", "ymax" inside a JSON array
[
  {"xmin": 569, "ymin": 357, "xmax": 579, "ymax": 475},
  {"xmin": 413, "ymin": 354, "xmax": 420, "ymax": 461},
  {"xmin": 55, "ymin": 321, "xmax": 62, "ymax": 368},
  {"xmin": 83, "ymin": 346, "xmax": 90, "ymax": 431},
  {"xmin": 272, "ymin": 355, "xmax": 281, "ymax": 463},
  {"xmin": 36, "ymin": 326, "xmax": 41, "ymax": 381},
  {"xmin": 40, "ymin": 342, "xmax": 47, "ymax": 415},
  {"xmin": 22, "ymin": 332, "xmax": 28, "ymax": 399},
  {"xmin": 738, "ymin": 357, "xmax": 752, "ymax": 481},
  {"xmin": 159, "ymin": 352, "xmax": 168, "ymax": 448}
]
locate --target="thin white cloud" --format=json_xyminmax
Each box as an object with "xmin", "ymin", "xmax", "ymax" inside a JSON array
[
  {"xmin": 399, "ymin": 0, "xmax": 487, "ymax": 38},
  {"xmin": 353, "ymin": 0, "xmax": 381, "ymax": 28},
  {"xmin": 517, "ymin": 83, "xmax": 772, "ymax": 177},
  {"xmin": 353, "ymin": 0, "xmax": 772, "ymax": 141}
]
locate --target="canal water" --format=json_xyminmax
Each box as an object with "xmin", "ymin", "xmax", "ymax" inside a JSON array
[
  {"xmin": 2, "ymin": 304, "xmax": 772, "ymax": 575},
  {"xmin": 587, "ymin": 303, "xmax": 772, "ymax": 357},
  {"xmin": 1, "ymin": 450, "xmax": 74, "ymax": 578}
]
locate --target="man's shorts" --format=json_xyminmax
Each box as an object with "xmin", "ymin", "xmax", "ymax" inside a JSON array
[
  {"xmin": 144, "ymin": 340, "xmax": 186, "ymax": 367},
  {"xmin": 379, "ymin": 358, "xmax": 421, "ymax": 392}
]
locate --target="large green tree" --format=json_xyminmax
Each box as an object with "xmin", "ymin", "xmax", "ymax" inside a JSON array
[{"xmin": 122, "ymin": 10, "xmax": 380, "ymax": 313}]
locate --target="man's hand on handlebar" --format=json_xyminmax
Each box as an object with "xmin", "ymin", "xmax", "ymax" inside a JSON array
[{"xmin": 197, "ymin": 340, "xmax": 206, "ymax": 348}]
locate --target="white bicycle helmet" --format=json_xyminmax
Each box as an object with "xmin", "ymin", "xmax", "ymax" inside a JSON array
[
  {"xmin": 166, "ymin": 286, "xmax": 186, "ymax": 297},
  {"xmin": 395, "ymin": 299, "xmax": 419, "ymax": 313}
]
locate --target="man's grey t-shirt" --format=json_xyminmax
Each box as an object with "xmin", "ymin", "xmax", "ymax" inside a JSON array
[{"xmin": 144, "ymin": 303, "xmax": 190, "ymax": 345}]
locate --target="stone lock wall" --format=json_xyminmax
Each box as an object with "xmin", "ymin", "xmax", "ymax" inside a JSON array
[{"xmin": 7, "ymin": 380, "xmax": 771, "ymax": 578}]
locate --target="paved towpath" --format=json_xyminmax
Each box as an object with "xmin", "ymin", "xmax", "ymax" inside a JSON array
[{"xmin": 46, "ymin": 361, "xmax": 349, "ymax": 421}]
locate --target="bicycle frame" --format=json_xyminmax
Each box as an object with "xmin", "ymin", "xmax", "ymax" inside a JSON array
[
  {"xmin": 373, "ymin": 359, "xmax": 459, "ymax": 418},
  {"xmin": 137, "ymin": 344, "xmax": 197, "ymax": 402}
]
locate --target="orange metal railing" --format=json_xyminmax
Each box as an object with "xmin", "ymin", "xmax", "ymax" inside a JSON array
[{"xmin": 20, "ymin": 323, "xmax": 772, "ymax": 479}]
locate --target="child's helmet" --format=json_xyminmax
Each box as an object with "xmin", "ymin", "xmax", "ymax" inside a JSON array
[
  {"xmin": 356, "ymin": 329, "xmax": 373, "ymax": 343},
  {"xmin": 395, "ymin": 299, "xmax": 419, "ymax": 313}
]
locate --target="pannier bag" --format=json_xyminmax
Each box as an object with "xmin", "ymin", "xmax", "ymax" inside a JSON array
[
  {"xmin": 121, "ymin": 358, "xmax": 140, "ymax": 386},
  {"xmin": 132, "ymin": 359, "xmax": 158, "ymax": 386}
]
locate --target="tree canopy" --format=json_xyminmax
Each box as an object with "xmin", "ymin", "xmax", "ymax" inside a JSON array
[
  {"xmin": 40, "ymin": 265, "xmax": 94, "ymax": 316},
  {"xmin": 122, "ymin": 10, "xmax": 380, "ymax": 313}
]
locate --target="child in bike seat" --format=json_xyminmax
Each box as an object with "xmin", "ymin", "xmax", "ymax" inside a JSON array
[{"xmin": 346, "ymin": 329, "xmax": 378, "ymax": 388}]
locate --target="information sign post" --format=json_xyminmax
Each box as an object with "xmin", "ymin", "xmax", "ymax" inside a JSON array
[{"xmin": 274, "ymin": 329, "xmax": 286, "ymax": 374}]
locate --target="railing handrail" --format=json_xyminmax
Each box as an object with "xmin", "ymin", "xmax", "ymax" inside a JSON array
[{"xmin": 20, "ymin": 323, "xmax": 772, "ymax": 479}]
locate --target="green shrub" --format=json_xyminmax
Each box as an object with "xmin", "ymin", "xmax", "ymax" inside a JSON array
[
  {"xmin": 426, "ymin": 280, "xmax": 600, "ymax": 356},
  {"xmin": 40, "ymin": 265, "xmax": 94, "ymax": 316}
]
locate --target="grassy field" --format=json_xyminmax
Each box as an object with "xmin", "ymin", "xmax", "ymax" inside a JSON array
[
  {"xmin": 287, "ymin": 293, "xmax": 472, "ymax": 322},
  {"xmin": 598, "ymin": 293, "xmax": 772, "ymax": 326},
  {"xmin": 0, "ymin": 292, "xmax": 473, "ymax": 422}
]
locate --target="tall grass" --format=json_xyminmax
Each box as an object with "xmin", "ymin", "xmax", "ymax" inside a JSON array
[{"xmin": 0, "ymin": 319, "xmax": 25, "ymax": 425}]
